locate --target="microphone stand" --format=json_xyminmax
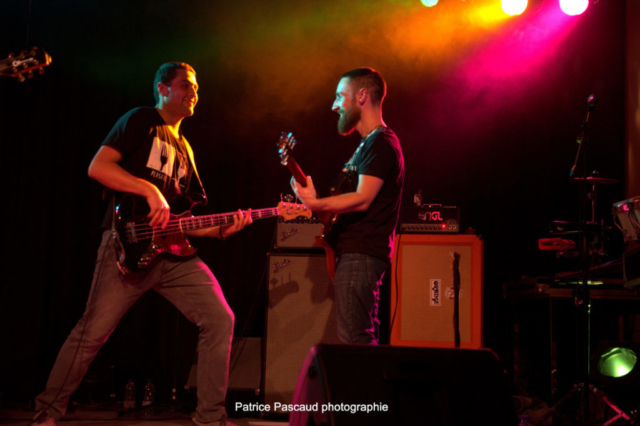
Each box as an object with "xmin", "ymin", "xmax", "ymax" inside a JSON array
[{"xmin": 570, "ymin": 95, "xmax": 597, "ymax": 426}]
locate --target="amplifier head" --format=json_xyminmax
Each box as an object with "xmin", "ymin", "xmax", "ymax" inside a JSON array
[
  {"xmin": 400, "ymin": 205, "xmax": 460, "ymax": 234},
  {"xmin": 274, "ymin": 217, "xmax": 324, "ymax": 250}
]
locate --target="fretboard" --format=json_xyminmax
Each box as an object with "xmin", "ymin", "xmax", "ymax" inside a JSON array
[{"xmin": 179, "ymin": 207, "xmax": 280, "ymax": 232}]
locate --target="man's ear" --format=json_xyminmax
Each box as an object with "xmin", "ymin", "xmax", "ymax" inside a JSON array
[
  {"xmin": 157, "ymin": 82, "xmax": 168, "ymax": 98},
  {"xmin": 358, "ymin": 88, "xmax": 368, "ymax": 104}
]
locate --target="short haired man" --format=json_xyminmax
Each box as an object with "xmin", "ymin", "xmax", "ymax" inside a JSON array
[
  {"xmin": 293, "ymin": 67, "xmax": 404, "ymax": 344},
  {"xmin": 32, "ymin": 62, "xmax": 249, "ymax": 426}
]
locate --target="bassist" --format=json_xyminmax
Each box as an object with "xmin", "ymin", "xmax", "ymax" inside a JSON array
[
  {"xmin": 32, "ymin": 62, "xmax": 248, "ymax": 426},
  {"xmin": 292, "ymin": 68, "xmax": 404, "ymax": 345}
]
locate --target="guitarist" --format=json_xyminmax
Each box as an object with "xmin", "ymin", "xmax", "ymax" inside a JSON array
[
  {"xmin": 292, "ymin": 68, "xmax": 404, "ymax": 345},
  {"xmin": 32, "ymin": 63, "xmax": 250, "ymax": 426}
]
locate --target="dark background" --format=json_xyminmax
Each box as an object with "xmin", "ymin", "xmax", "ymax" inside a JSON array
[{"xmin": 0, "ymin": 0, "xmax": 628, "ymax": 407}]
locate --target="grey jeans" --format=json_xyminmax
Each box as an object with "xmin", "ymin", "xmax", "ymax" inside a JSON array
[
  {"xmin": 35, "ymin": 230, "xmax": 233, "ymax": 424},
  {"xmin": 332, "ymin": 253, "xmax": 388, "ymax": 345}
]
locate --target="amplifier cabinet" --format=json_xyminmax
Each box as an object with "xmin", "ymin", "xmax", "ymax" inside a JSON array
[
  {"xmin": 264, "ymin": 253, "xmax": 340, "ymax": 413},
  {"xmin": 390, "ymin": 234, "xmax": 483, "ymax": 348},
  {"xmin": 274, "ymin": 217, "xmax": 324, "ymax": 250}
]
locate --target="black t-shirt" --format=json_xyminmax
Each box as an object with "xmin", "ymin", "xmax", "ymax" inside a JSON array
[
  {"xmin": 100, "ymin": 107, "xmax": 197, "ymax": 227},
  {"xmin": 330, "ymin": 127, "xmax": 404, "ymax": 262}
]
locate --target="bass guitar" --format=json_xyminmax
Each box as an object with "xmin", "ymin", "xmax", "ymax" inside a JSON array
[
  {"xmin": 277, "ymin": 132, "xmax": 345, "ymax": 279},
  {"xmin": 112, "ymin": 193, "xmax": 310, "ymax": 274}
]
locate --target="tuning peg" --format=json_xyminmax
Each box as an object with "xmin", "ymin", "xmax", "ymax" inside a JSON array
[
  {"xmin": 284, "ymin": 194, "xmax": 294, "ymax": 203},
  {"xmin": 8, "ymin": 52, "xmax": 14, "ymax": 59},
  {"xmin": 18, "ymin": 74, "xmax": 26, "ymax": 83},
  {"xmin": 39, "ymin": 67, "xmax": 45, "ymax": 75},
  {"xmin": 27, "ymin": 70, "xmax": 34, "ymax": 79}
]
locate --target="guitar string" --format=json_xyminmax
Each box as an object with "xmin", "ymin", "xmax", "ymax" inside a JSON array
[
  {"xmin": 130, "ymin": 210, "xmax": 290, "ymax": 240},
  {"xmin": 130, "ymin": 207, "xmax": 277, "ymax": 231},
  {"xmin": 126, "ymin": 206, "xmax": 308, "ymax": 240},
  {"xmin": 129, "ymin": 208, "xmax": 278, "ymax": 239}
]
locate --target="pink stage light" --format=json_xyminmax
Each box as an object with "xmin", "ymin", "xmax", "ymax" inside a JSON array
[
  {"xmin": 559, "ymin": 0, "xmax": 588, "ymax": 16},
  {"xmin": 427, "ymin": 0, "xmax": 580, "ymax": 135}
]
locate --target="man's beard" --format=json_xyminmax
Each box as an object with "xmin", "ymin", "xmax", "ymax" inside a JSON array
[{"xmin": 337, "ymin": 101, "xmax": 361, "ymax": 136}]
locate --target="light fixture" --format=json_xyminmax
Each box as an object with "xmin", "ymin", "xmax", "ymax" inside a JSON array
[
  {"xmin": 599, "ymin": 347, "xmax": 638, "ymax": 378},
  {"xmin": 591, "ymin": 341, "xmax": 640, "ymax": 411},
  {"xmin": 559, "ymin": 0, "xmax": 588, "ymax": 16},
  {"xmin": 501, "ymin": 0, "xmax": 528, "ymax": 15}
]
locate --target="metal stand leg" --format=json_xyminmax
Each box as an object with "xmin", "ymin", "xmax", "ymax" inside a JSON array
[
  {"xmin": 533, "ymin": 384, "xmax": 581, "ymax": 425},
  {"xmin": 590, "ymin": 385, "xmax": 631, "ymax": 426}
]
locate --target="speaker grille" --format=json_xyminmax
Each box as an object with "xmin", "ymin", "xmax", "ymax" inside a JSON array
[
  {"xmin": 265, "ymin": 253, "xmax": 340, "ymax": 411},
  {"xmin": 274, "ymin": 219, "xmax": 324, "ymax": 250},
  {"xmin": 391, "ymin": 234, "xmax": 483, "ymax": 348}
]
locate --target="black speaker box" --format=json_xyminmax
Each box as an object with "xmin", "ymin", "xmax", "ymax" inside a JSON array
[{"xmin": 290, "ymin": 344, "xmax": 518, "ymax": 426}]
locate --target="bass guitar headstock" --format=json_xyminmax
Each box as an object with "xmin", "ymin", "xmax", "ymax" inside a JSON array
[{"xmin": 277, "ymin": 201, "xmax": 311, "ymax": 221}]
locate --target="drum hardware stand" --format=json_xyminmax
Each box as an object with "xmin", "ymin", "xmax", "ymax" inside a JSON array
[
  {"xmin": 548, "ymin": 95, "xmax": 598, "ymax": 426},
  {"xmin": 534, "ymin": 383, "xmax": 632, "ymax": 425}
]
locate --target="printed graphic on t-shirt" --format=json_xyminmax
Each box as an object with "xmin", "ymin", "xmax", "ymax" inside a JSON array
[{"xmin": 147, "ymin": 137, "xmax": 187, "ymax": 184}]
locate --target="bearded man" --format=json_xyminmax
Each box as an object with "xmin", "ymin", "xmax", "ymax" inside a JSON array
[{"xmin": 292, "ymin": 67, "xmax": 404, "ymax": 344}]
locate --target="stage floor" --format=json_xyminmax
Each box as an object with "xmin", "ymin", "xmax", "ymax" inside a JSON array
[{"xmin": 0, "ymin": 408, "xmax": 288, "ymax": 426}]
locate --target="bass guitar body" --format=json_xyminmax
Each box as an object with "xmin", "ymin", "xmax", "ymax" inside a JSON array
[{"xmin": 112, "ymin": 194, "xmax": 199, "ymax": 274}]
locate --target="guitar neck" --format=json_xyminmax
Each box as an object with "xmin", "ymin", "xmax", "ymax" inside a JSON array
[
  {"xmin": 179, "ymin": 207, "xmax": 279, "ymax": 232},
  {"xmin": 287, "ymin": 157, "xmax": 308, "ymax": 188}
]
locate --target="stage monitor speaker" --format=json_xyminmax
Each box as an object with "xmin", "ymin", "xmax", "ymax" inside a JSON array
[
  {"xmin": 390, "ymin": 234, "xmax": 483, "ymax": 348},
  {"xmin": 264, "ymin": 253, "xmax": 340, "ymax": 413},
  {"xmin": 290, "ymin": 344, "xmax": 518, "ymax": 426}
]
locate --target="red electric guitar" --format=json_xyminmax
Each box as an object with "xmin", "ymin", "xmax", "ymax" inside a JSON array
[{"xmin": 277, "ymin": 132, "xmax": 347, "ymax": 279}]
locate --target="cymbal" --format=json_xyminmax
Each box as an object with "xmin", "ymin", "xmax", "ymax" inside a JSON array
[{"xmin": 571, "ymin": 176, "xmax": 620, "ymax": 184}]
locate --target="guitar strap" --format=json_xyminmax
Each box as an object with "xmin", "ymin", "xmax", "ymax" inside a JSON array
[{"xmin": 183, "ymin": 139, "xmax": 208, "ymax": 206}]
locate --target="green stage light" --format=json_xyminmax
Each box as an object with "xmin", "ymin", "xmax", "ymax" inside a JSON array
[
  {"xmin": 598, "ymin": 347, "xmax": 638, "ymax": 378},
  {"xmin": 591, "ymin": 341, "xmax": 640, "ymax": 412}
]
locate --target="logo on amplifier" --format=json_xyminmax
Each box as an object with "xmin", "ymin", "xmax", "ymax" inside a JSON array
[
  {"xmin": 419, "ymin": 211, "xmax": 443, "ymax": 222},
  {"xmin": 430, "ymin": 279, "xmax": 441, "ymax": 306},
  {"xmin": 280, "ymin": 228, "xmax": 299, "ymax": 242},
  {"xmin": 272, "ymin": 259, "xmax": 292, "ymax": 273}
]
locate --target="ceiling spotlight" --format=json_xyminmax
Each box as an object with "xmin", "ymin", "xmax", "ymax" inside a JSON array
[
  {"xmin": 559, "ymin": 0, "xmax": 588, "ymax": 16},
  {"xmin": 502, "ymin": 0, "xmax": 528, "ymax": 15}
]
